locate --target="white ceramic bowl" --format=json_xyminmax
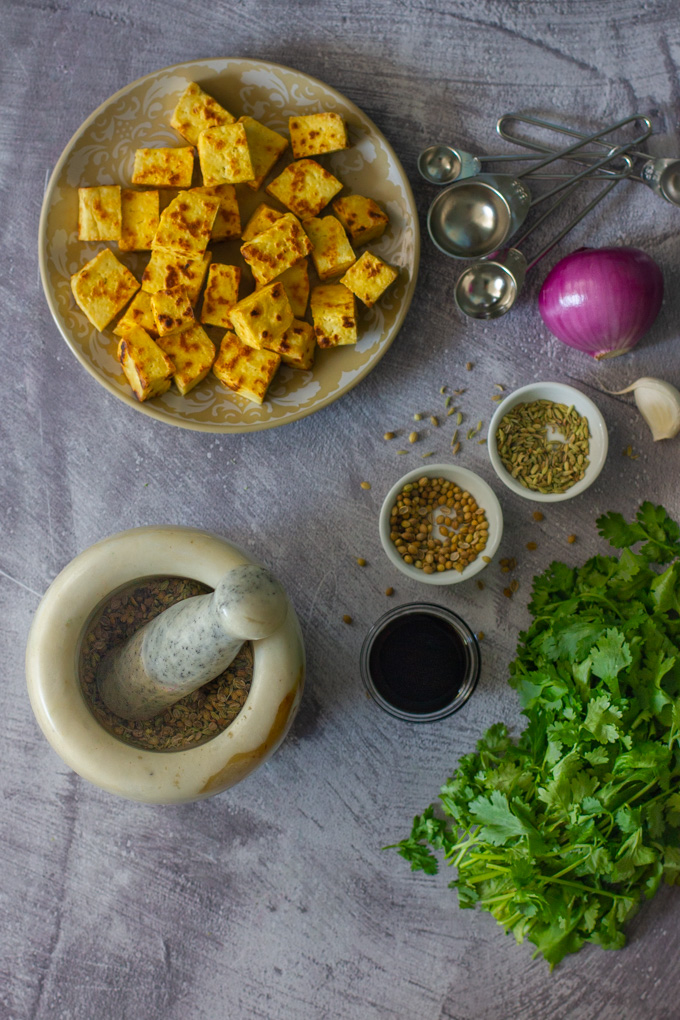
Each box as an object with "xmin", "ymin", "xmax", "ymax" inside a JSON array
[
  {"xmin": 487, "ymin": 382, "xmax": 608, "ymax": 503},
  {"xmin": 379, "ymin": 464, "xmax": 503, "ymax": 585}
]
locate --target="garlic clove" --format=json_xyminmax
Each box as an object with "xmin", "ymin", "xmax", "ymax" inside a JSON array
[{"xmin": 612, "ymin": 377, "xmax": 680, "ymax": 441}]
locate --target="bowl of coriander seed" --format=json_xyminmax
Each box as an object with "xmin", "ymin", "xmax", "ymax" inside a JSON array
[{"xmin": 379, "ymin": 465, "xmax": 503, "ymax": 585}]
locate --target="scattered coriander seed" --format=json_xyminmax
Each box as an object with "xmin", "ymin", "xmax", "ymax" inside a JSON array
[
  {"xmin": 413, "ymin": 413, "xmax": 422, "ymax": 421},
  {"xmin": 360, "ymin": 481, "xmax": 371, "ymax": 490},
  {"xmin": 356, "ymin": 557, "xmax": 367, "ymax": 566},
  {"xmin": 342, "ymin": 614, "xmax": 353, "ymax": 625},
  {"xmin": 567, "ymin": 534, "xmax": 577, "ymax": 544},
  {"xmin": 466, "ymin": 361, "xmax": 473, "ymax": 371},
  {"xmin": 385, "ymin": 587, "xmax": 394, "ymax": 596},
  {"xmin": 510, "ymin": 579, "xmax": 519, "ymax": 593},
  {"xmin": 526, "ymin": 541, "xmax": 537, "ymax": 550},
  {"xmin": 430, "ymin": 416, "xmax": 439, "ymax": 427},
  {"xmin": 503, "ymin": 587, "xmax": 512, "ymax": 598},
  {"xmin": 532, "ymin": 511, "xmax": 544, "ymax": 521},
  {"xmin": 409, "ymin": 431, "xmax": 418, "ymax": 443},
  {"xmin": 477, "ymin": 580, "xmax": 485, "ymax": 590},
  {"xmin": 384, "ymin": 431, "xmax": 395, "ymax": 441},
  {"xmin": 477, "ymin": 631, "xmax": 485, "ymax": 641}
]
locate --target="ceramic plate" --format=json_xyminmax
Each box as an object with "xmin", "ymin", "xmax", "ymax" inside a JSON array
[{"xmin": 39, "ymin": 58, "xmax": 420, "ymax": 432}]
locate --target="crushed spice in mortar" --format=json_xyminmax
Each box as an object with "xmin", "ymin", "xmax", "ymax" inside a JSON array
[{"xmin": 79, "ymin": 576, "xmax": 253, "ymax": 752}]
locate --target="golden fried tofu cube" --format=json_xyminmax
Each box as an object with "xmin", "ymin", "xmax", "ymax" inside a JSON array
[
  {"xmin": 257, "ymin": 260, "xmax": 309, "ymax": 318},
  {"xmin": 117, "ymin": 325, "xmax": 174, "ymax": 401},
  {"xmin": 113, "ymin": 290, "xmax": 157, "ymax": 337},
  {"xmin": 197, "ymin": 123, "xmax": 255, "ymax": 185},
  {"xmin": 310, "ymin": 283, "xmax": 357, "ymax": 348},
  {"xmin": 78, "ymin": 186, "xmax": 121, "ymax": 241},
  {"xmin": 340, "ymin": 250, "xmax": 398, "ymax": 307},
  {"xmin": 264, "ymin": 319, "xmax": 315, "ymax": 370},
  {"xmin": 170, "ymin": 82, "xmax": 235, "ymax": 146},
  {"xmin": 71, "ymin": 248, "xmax": 140, "ymax": 331},
  {"xmin": 152, "ymin": 190, "xmax": 219, "ymax": 259},
  {"xmin": 266, "ymin": 159, "xmax": 342, "ymax": 220},
  {"xmin": 305, "ymin": 216, "xmax": 356, "ymax": 280},
  {"xmin": 191, "ymin": 184, "xmax": 240, "ymax": 240},
  {"xmin": 200, "ymin": 264, "xmax": 241, "ymax": 328},
  {"xmin": 289, "ymin": 113, "xmax": 349, "ymax": 159},
  {"xmin": 150, "ymin": 286, "xmax": 195, "ymax": 337},
  {"xmin": 141, "ymin": 251, "xmax": 212, "ymax": 306},
  {"xmin": 230, "ymin": 280, "xmax": 293, "ymax": 349},
  {"xmin": 213, "ymin": 331, "xmax": 281, "ymax": 404},
  {"xmin": 156, "ymin": 323, "xmax": 216, "ymax": 396},
  {"xmin": 237, "ymin": 116, "xmax": 289, "ymax": 191},
  {"xmin": 240, "ymin": 213, "xmax": 312, "ymax": 286},
  {"xmin": 241, "ymin": 203, "xmax": 286, "ymax": 242},
  {"xmin": 332, "ymin": 194, "xmax": 389, "ymax": 246},
  {"xmin": 119, "ymin": 189, "xmax": 159, "ymax": 251},
  {"xmin": 132, "ymin": 147, "xmax": 194, "ymax": 188}
]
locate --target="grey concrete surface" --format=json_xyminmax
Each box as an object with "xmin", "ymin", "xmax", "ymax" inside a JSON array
[{"xmin": 3, "ymin": 1, "xmax": 680, "ymax": 1017}]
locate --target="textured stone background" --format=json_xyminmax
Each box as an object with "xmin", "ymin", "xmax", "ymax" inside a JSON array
[{"xmin": 3, "ymin": 1, "xmax": 680, "ymax": 1017}]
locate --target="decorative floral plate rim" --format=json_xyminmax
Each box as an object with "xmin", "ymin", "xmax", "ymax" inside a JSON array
[{"xmin": 39, "ymin": 57, "xmax": 420, "ymax": 433}]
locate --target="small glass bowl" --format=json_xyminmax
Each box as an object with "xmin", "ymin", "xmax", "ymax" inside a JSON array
[{"xmin": 360, "ymin": 603, "xmax": 481, "ymax": 722}]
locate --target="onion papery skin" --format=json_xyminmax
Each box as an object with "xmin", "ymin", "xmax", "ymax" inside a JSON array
[{"xmin": 538, "ymin": 247, "xmax": 664, "ymax": 360}]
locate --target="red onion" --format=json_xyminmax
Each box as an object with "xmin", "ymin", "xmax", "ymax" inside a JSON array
[{"xmin": 538, "ymin": 247, "xmax": 664, "ymax": 360}]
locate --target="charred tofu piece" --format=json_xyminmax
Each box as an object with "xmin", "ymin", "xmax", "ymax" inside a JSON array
[
  {"xmin": 240, "ymin": 212, "xmax": 312, "ymax": 286},
  {"xmin": 78, "ymin": 186, "xmax": 121, "ymax": 241},
  {"xmin": 241, "ymin": 203, "xmax": 286, "ymax": 242},
  {"xmin": 289, "ymin": 113, "xmax": 349, "ymax": 159},
  {"xmin": 340, "ymin": 250, "xmax": 398, "ymax": 307},
  {"xmin": 156, "ymin": 323, "xmax": 216, "ymax": 396},
  {"xmin": 170, "ymin": 82, "xmax": 235, "ymax": 146},
  {"xmin": 191, "ymin": 183, "xmax": 240, "ymax": 241},
  {"xmin": 117, "ymin": 324, "xmax": 175, "ymax": 401},
  {"xmin": 266, "ymin": 159, "xmax": 342, "ymax": 220},
  {"xmin": 230, "ymin": 280, "xmax": 293, "ymax": 349},
  {"xmin": 238, "ymin": 116, "xmax": 289, "ymax": 191},
  {"xmin": 152, "ymin": 190, "xmax": 219, "ymax": 259},
  {"xmin": 200, "ymin": 264, "xmax": 241, "ymax": 328},
  {"xmin": 264, "ymin": 319, "xmax": 316, "ymax": 370},
  {"xmin": 197, "ymin": 123, "xmax": 255, "ymax": 185},
  {"xmin": 151, "ymin": 286, "xmax": 195, "ymax": 337},
  {"xmin": 132, "ymin": 147, "xmax": 194, "ymax": 188},
  {"xmin": 213, "ymin": 331, "xmax": 281, "ymax": 404},
  {"xmin": 256, "ymin": 260, "xmax": 309, "ymax": 318},
  {"xmin": 310, "ymin": 283, "xmax": 357, "ymax": 348},
  {"xmin": 113, "ymin": 290, "xmax": 158, "ymax": 337},
  {"xmin": 71, "ymin": 248, "xmax": 139, "ymax": 331},
  {"xmin": 119, "ymin": 189, "xmax": 160, "ymax": 251},
  {"xmin": 332, "ymin": 194, "xmax": 389, "ymax": 246},
  {"xmin": 141, "ymin": 251, "xmax": 212, "ymax": 306},
  {"xmin": 305, "ymin": 216, "xmax": 356, "ymax": 280}
]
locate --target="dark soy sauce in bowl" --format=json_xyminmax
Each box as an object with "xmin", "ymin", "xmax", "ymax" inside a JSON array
[{"xmin": 360, "ymin": 604, "xmax": 481, "ymax": 722}]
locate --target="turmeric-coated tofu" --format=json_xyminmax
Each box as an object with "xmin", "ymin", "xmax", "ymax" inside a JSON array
[
  {"xmin": 152, "ymin": 190, "xmax": 219, "ymax": 259},
  {"xmin": 266, "ymin": 159, "xmax": 342, "ymax": 220},
  {"xmin": 200, "ymin": 264, "xmax": 241, "ymax": 328},
  {"xmin": 156, "ymin": 323, "xmax": 216, "ymax": 396},
  {"xmin": 240, "ymin": 213, "xmax": 312, "ymax": 286},
  {"xmin": 170, "ymin": 82, "xmax": 235, "ymax": 146},
  {"xmin": 113, "ymin": 290, "xmax": 158, "ymax": 337},
  {"xmin": 141, "ymin": 251, "xmax": 212, "ymax": 306},
  {"xmin": 305, "ymin": 216, "xmax": 356, "ymax": 280},
  {"xmin": 71, "ymin": 248, "xmax": 140, "ymax": 332},
  {"xmin": 230, "ymin": 280, "xmax": 293, "ymax": 349},
  {"xmin": 150, "ymin": 286, "xmax": 195, "ymax": 337},
  {"xmin": 197, "ymin": 123, "xmax": 255, "ymax": 185},
  {"xmin": 289, "ymin": 113, "xmax": 349, "ymax": 159},
  {"xmin": 238, "ymin": 116, "xmax": 289, "ymax": 191},
  {"xmin": 213, "ymin": 331, "xmax": 281, "ymax": 405},
  {"xmin": 119, "ymin": 189, "xmax": 160, "ymax": 251},
  {"xmin": 116, "ymin": 324, "xmax": 175, "ymax": 401},
  {"xmin": 264, "ymin": 319, "xmax": 316, "ymax": 371},
  {"xmin": 78, "ymin": 186, "xmax": 121, "ymax": 241},
  {"xmin": 256, "ymin": 260, "xmax": 309, "ymax": 318},
  {"xmin": 191, "ymin": 184, "xmax": 240, "ymax": 241},
  {"xmin": 310, "ymin": 283, "xmax": 357, "ymax": 348},
  {"xmin": 340, "ymin": 250, "xmax": 398, "ymax": 307},
  {"xmin": 241, "ymin": 203, "xmax": 286, "ymax": 242},
  {"xmin": 131, "ymin": 147, "xmax": 194, "ymax": 188},
  {"xmin": 332, "ymin": 194, "xmax": 389, "ymax": 246}
]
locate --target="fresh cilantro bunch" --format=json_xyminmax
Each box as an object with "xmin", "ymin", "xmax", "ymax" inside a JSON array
[{"xmin": 391, "ymin": 503, "xmax": 680, "ymax": 969}]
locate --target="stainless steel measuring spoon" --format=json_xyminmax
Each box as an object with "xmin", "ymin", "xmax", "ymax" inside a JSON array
[
  {"xmin": 453, "ymin": 172, "xmax": 628, "ymax": 320},
  {"xmin": 426, "ymin": 115, "xmax": 651, "ymax": 259},
  {"xmin": 417, "ymin": 143, "xmax": 632, "ymax": 185},
  {"xmin": 497, "ymin": 112, "xmax": 680, "ymax": 205}
]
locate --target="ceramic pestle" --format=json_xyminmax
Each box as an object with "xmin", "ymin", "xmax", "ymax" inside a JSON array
[{"xmin": 97, "ymin": 564, "xmax": 288, "ymax": 720}]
